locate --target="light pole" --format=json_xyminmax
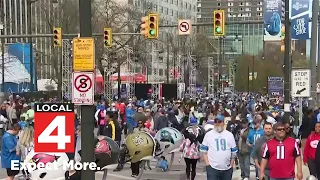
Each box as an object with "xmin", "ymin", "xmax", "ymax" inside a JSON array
[{"xmin": 0, "ymin": 23, "xmax": 4, "ymax": 92}]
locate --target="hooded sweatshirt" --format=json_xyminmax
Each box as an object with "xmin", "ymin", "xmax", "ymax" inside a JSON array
[{"xmin": 303, "ymin": 132, "xmax": 320, "ymax": 163}]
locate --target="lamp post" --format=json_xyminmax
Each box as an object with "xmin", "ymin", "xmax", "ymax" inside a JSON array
[{"xmin": 0, "ymin": 23, "xmax": 4, "ymax": 92}]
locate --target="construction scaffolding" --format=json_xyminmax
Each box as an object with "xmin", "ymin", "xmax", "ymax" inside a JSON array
[
  {"xmin": 61, "ymin": 39, "xmax": 72, "ymax": 99},
  {"xmin": 188, "ymin": 55, "xmax": 197, "ymax": 97},
  {"xmin": 103, "ymin": 54, "xmax": 113, "ymax": 102},
  {"xmin": 151, "ymin": 42, "xmax": 160, "ymax": 100},
  {"xmin": 177, "ymin": 55, "xmax": 184, "ymax": 99},
  {"xmin": 124, "ymin": 46, "xmax": 135, "ymax": 99},
  {"xmin": 207, "ymin": 57, "xmax": 215, "ymax": 97}
]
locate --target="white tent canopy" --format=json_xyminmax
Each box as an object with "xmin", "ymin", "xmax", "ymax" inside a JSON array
[{"xmin": 0, "ymin": 53, "xmax": 30, "ymax": 84}]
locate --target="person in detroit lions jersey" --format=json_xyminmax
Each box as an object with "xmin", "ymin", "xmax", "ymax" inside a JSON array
[
  {"xmin": 247, "ymin": 119, "xmax": 264, "ymax": 179},
  {"xmin": 200, "ymin": 115, "xmax": 238, "ymax": 180}
]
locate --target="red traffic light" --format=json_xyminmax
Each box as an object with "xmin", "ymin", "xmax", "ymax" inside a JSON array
[
  {"xmin": 215, "ymin": 13, "xmax": 221, "ymax": 19},
  {"xmin": 149, "ymin": 16, "xmax": 155, "ymax": 22},
  {"xmin": 104, "ymin": 31, "xmax": 109, "ymax": 35},
  {"xmin": 54, "ymin": 30, "xmax": 58, "ymax": 34}
]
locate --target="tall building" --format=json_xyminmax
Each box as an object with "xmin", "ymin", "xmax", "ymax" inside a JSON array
[
  {"xmin": 127, "ymin": 0, "xmax": 198, "ymax": 82},
  {"xmin": 197, "ymin": 0, "xmax": 264, "ymax": 56}
]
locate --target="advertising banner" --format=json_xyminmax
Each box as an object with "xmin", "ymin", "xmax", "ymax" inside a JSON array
[
  {"xmin": 264, "ymin": 0, "xmax": 282, "ymax": 41},
  {"xmin": 0, "ymin": 43, "xmax": 35, "ymax": 92},
  {"xmin": 268, "ymin": 76, "xmax": 284, "ymax": 96},
  {"xmin": 290, "ymin": 0, "xmax": 311, "ymax": 39}
]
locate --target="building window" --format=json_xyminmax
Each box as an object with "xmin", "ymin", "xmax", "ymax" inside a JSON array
[
  {"xmin": 245, "ymin": 7, "xmax": 250, "ymax": 11},
  {"xmin": 175, "ymin": 0, "xmax": 178, "ymax": 5},
  {"xmin": 159, "ymin": 69, "xmax": 164, "ymax": 76},
  {"xmin": 257, "ymin": 13, "xmax": 262, "ymax": 16},
  {"xmin": 228, "ymin": 2, "xmax": 233, "ymax": 6},
  {"xmin": 160, "ymin": 6, "xmax": 163, "ymax": 13},
  {"xmin": 170, "ymin": 9, "xmax": 173, "ymax": 16},
  {"xmin": 257, "ymin": 7, "xmax": 262, "ymax": 11},
  {"xmin": 185, "ymin": 2, "xmax": 187, "ymax": 8},
  {"xmin": 165, "ymin": 8, "xmax": 168, "ymax": 14},
  {"xmin": 240, "ymin": 8, "xmax": 243, "ymax": 11},
  {"xmin": 217, "ymin": 2, "xmax": 221, "ymax": 6},
  {"xmin": 240, "ymin": 2, "xmax": 244, "ymax": 6},
  {"xmin": 228, "ymin": 8, "xmax": 233, "ymax": 12},
  {"xmin": 170, "ymin": 0, "xmax": 173, "ymax": 4},
  {"xmin": 154, "ymin": 5, "xmax": 158, "ymax": 11}
]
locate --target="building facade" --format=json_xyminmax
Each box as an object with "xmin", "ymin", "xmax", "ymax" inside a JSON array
[
  {"xmin": 1, "ymin": 0, "xmax": 59, "ymax": 80},
  {"xmin": 197, "ymin": 0, "xmax": 264, "ymax": 56},
  {"xmin": 128, "ymin": 0, "xmax": 197, "ymax": 82}
]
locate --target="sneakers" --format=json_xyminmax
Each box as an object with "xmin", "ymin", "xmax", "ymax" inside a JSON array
[
  {"xmin": 144, "ymin": 166, "xmax": 152, "ymax": 170},
  {"xmin": 131, "ymin": 174, "xmax": 138, "ymax": 178},
  {"xmin": 113, "ymin": 167, "xmax": 123, "ymax": 172}
]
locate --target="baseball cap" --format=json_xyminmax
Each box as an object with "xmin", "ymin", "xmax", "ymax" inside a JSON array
[
  {"xmin": 190, "ymin": 117, "xmax": 198, "ymax": 125},
  {"xmin": 215, "ymin": 115, "xmax": 225, "ymax": 122}
]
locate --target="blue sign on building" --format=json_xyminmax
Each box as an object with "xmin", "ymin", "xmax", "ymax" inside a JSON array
[
  {"xmin": 268, "ymin": 76, "xmax": 284, "ymax": 96},
  {"xmin": 290, "ymin": 0, "xmax": 311, "ymax": 40},
  {"xmin": 263, "ymin": 0, "xmax": 283, "ymax": 41}
]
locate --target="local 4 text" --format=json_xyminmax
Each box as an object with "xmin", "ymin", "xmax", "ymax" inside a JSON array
[{"xmin": 34, "ymin": 103, "xmax": 75, "ymax": 153}]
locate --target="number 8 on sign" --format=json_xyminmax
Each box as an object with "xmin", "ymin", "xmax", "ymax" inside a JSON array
[{"xmin": 34, "ymin": 103, "xmax": 75, "ymax": 153}]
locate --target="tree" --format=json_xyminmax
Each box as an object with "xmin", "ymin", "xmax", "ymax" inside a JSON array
[{"xmin": 234, "ymin": 43, "xmax": 309, "ymax": 93}]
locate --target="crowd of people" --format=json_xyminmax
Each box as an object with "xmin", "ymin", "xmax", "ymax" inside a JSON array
[{"xmin": 1, "ymin": 94, "xmax": 320, "ymax": 180}]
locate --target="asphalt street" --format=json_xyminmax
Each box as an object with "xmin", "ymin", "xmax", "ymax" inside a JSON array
[{"xmin": 0, "ymin": 152, "xmax": 311, "ymax": 180}]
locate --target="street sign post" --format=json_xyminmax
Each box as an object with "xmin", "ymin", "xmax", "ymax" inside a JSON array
[
  {"xmin": 291, "ymin": 69, "xmax": 311, "ymax": 97},
  {"xmin": 72, "ymin": 72, "xmax": 94, "ymax": 105},
  {"xmin": 178, "ymin": 19, "xmax": 191, "ymax": 35},
  {"xmin": 72, "ymin": 37, "xmax": 95, "ymax": 71}
]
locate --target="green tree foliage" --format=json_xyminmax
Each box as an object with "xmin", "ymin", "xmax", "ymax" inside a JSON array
[{"xmin": 235, "ymin": 43, "xmax": 308, "ymax": 93}]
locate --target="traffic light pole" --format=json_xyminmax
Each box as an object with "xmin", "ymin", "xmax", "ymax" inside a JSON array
[
  {"xmin": 283, "ymin": 0, "xmax": 291, "ymax": 121},
  {"xmin": 79, "ymin": 0, "xmax": 95, "ymax": 180},
  {"xmin": 310, "ymin": 0, "xmax": 319, "ymax": 107}
]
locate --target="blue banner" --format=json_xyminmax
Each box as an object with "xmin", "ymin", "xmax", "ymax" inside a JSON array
[
  {"xmin": 264, "ymin": 0, "xmax": 282, "ymax": 41},
  {"xmin": 120, "ymin": 84, "xmax": 127, "ymax": 98},
  {"xmin": 290, "ymin": 0, "xmax": 311, "ymax": 39},
  {"xmin": 268, "ymin": 76, "xmax": 284, "ymax": 96}
]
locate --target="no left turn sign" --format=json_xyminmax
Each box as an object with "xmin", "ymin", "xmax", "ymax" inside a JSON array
[{"xmin": 178, "ymin": 19, "xmax": 191, "ymax": 35}]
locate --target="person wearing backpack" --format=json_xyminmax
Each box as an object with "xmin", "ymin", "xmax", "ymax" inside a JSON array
[{"xmin": 95, "ymin": 107, "xmax": 107, "ymax": 135}]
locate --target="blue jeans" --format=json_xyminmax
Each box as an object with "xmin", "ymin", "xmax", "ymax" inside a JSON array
[
  {"xmin": 127, "ymin": 123, "xmax": 134, "ymax": 134},
  {"xmin": 206, "ymin": 166, "xmax": 233, "ymax": 180},
  {"xmin": 238, "ymin": 152, "xmax": 250, "ymax": 178},
  {"xmin": 270, "ymin": 178, "xmax": 294, "ymax": 180}
]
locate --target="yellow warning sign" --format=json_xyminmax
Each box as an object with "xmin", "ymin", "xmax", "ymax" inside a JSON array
[{"xmin": 73, "ymin": 37, "xmax": 95, "ymax": 71}]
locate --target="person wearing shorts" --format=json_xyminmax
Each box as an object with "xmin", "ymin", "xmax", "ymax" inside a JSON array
[{"xmin": 1, "ymin": 123, "xmax": 21, "ymax": 180}]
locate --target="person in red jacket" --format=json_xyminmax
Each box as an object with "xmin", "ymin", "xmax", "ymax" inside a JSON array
[{"xmin": 303, "ymin": 122, "xmax": 320, "ymax": 177}]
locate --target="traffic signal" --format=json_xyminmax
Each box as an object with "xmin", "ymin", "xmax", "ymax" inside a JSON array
[
  {"xmin": 280, "ymin": 26, "xmax": 285, "ymax": 52},
  {"xmin": 140, "ymin": 16, "xmax": 149, "ymax": 38},
  {"xmin": 147, "ymin": 13, "xmax": 159, "ymax": 39},
  {"xmin": 53, "ymin": 27, "xmax": 62, "ymax": 47},
  {"xmin": 104, "ymin": 28, "xmax": 112, "ymax": 47},
  {"xmin": 213, "ymin": 10, "xmax": 225, "ymax": 36}
]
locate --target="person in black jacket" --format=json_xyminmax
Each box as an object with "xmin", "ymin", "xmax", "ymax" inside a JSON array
[{"xmin": 300, "ymin": 109, "xmax": 314, "ymax": 151}]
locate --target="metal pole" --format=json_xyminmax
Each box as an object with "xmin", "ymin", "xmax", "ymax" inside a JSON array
[
  {"xmin": 252, "ymin": 55, "xmax": 255, "ymax": 92},
  {"xmin": 284, "ymin": 0, "xmax": 292, "ymax": 120},
  {"xmin": 166, "ymin": 34, "xmax": 170, "ymax": 83},
  {"xmin": 310, "ymin": 0, "xmax": 319, "ymax": 108},
  {"xmin": 317, "ymin": 15, "xmax": 320, "ymax": 103},
  {"xmin": 117, "ymin": 56, "xmax": 121, "ymax": 99},
  {"xmin": 27, "ymin": 0, "xmax": 34, "ymax": 92},
  {"xmin": 79, "ymin": 0, "xmax": 95, "ymax": 179},
  {"xmin": 247, "ymin": 66, "xmax": 250, "ymax": 92},
  {"xmin": 219, "ymin": 37, "xmax": 222, "ymax": 92},
  {"xmin": 1, "ymin": 29, "xmax": 4, "ymax": 92}
]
